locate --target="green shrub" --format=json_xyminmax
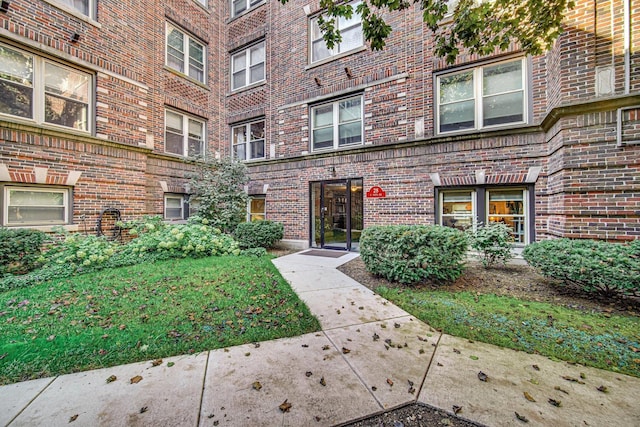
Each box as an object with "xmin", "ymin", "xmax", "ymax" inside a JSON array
[
  {"xmin": 240, "ymin": 247, "xmax": 268, "ymax": 257},
  {"xmin": 234, "ymin": 220, "xmax": 284, "ymax": 249},
  {"xmin": 0, "ymin": 228, "xmax": 48, "ymax": 277},
  {"xmin": 467, "ymin": 222, "xmax": 514, "ymax": 268},
  {"xmin": 360, "ymin": 225, "xmax": 468, "ymax": 285},
  {"xmin": 522, "ymin": 238, "xmax": 640, "ymax": 296}
]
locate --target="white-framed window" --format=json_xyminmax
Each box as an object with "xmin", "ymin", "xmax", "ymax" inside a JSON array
[
  {"xmin": 436, "ymin": 57, "xmax": 527, "ymax": 134},
  {"xmin": 310, "ymin": 1, "xmax": 363, "ymax": 63},
  {"xmin": 231, "ymin": 0, "xmax": 264, "ymax": 18},
  {"xmin": 232, "ymin": 120, "xmax": 265, "ymax": 161},
  {"xmin": 487, "ymin": 188, "xmax": 527, "ymax": 244},
  {"xmin": 166, "ymin": 23, "xmax": 206, "ymax": 83},
  {"xmin": 440, "ymin": 190, "xmax": 475, "ymax": 231},
  {"xmin": 311, "ymin": 95, "xmax": 363, "ymax": 151},
  {"xmin": 165, "ymin": 110, "xmax": 205, "ymax": 157},
  {"xmin": 54, "ymin": 0, "xmax": 95, "ymax": 19},
  {"xmin": 0, "ymin": 44, "xmax": 92, "ymax": 132},
  {"xmin": 247, "ymin": 196, "xmax": 266, "ymax": 221},
  {"xmin": 231, "ymin": 42, "xmax": 265, "ymax": 90},
  {"xmin": 195, "ymin": 0, "xmax": 208, "ymax": 7},
  {"xmin": 438, "ymin": 186, "xmax": 530, "ymax": 244},
  {"xmin": 2, "ymin": 185, "xmax": 71, "ymax": 226},
  {"xmin": 164, "ymin": 194, "xmax": 188, "ymax": 220}
]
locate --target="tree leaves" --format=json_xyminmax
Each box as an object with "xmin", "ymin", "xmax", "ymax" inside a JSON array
[{"xmin": 279, "ymin": 0, "xmax": 574, "ymax": 64}]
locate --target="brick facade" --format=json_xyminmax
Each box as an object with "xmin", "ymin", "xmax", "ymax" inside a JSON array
[{"xmin": 0, "ymin": 0, "xmax": 638, "ymax": 247}]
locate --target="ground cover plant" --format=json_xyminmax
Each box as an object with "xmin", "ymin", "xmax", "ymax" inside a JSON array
[{"xmin": 0, "ymin": 255, "xmax": 320, "ymax": 385}]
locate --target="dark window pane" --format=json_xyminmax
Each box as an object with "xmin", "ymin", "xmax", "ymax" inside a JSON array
[
  {"xmin": 0, "ymin": 80, "xmax": 33, "ymax": 118},
  {"xmin": 44, "ymin": 94, "xmax": 88, "ymax": 130},
  {"xmin": 166, "ymin": 131, "xmax": 184, "ymax": 155}
]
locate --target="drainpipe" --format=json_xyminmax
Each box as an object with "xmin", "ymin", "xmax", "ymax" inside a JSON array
[{"xmin": 624, "ymin": 0, "xmax": 630, "ymax": 94}]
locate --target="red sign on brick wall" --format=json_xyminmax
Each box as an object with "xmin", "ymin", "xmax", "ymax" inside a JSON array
[{"xmin": 366, "ymin": 186, "xmax": 386, "ymax": 198}]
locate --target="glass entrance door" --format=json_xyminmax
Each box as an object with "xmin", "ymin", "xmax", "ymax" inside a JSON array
[{"xmin": 310, "ymin": 178, "xmax": 363, "ymax": 251}]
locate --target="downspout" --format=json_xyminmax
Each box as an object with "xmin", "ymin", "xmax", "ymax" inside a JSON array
[{"xmin": 624, "ymin": 0, "xmax": 630, "ymax": 94}]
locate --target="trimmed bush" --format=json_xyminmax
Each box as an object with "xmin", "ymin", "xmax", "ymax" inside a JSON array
[
  {"xmin": 360, "ymin": 225, "xmax": 468, "ymax": 285},
  {"xmin": 0, "ymin": 228, "xmax": 47, "ymax": 277},
  {"xmin": 468, "ymin": 222, "xmax": 514, "ymax": 268},
  {"xmin": 234, "ymin": 220, "xmax": 284, "ymax": 249},
  {"xmin": 522, "ymin": 238, "xmax": 640, "ymax": 296}
]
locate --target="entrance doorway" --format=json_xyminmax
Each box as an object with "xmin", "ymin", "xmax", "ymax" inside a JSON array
[{"xmin": 310, "ymin": 178, "xmax": 363, "ymax": 251}]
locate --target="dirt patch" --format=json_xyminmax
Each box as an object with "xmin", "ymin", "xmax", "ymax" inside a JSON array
[
  {"xmin": 341, "ymin": 403, "xmax": 485, "ymax": 427},
  {"xmin": 338, "ymin": 257, "xmax": 640, "ymax": 317}
]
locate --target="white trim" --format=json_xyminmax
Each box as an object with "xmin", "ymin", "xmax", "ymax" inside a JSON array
[
  {"xmin": 309, "ymin": 1, "xmax": 363, "ymax": 64},
  {"xmin": 230, "ymin": 41, "xmax": 265, "ymax": 91},
  {"xmin": 164, "ymin": 109, "xmax": 206, "ymax": 158},
  {"xmin": 310, "ymin": 95, "xmax": 364, "ymax": 152},
  {"xmin": 165, "ymin": 22, "xmax": 207, "ymax": 84},
  {"xmin": 231, "ymin": 119, "xmax": 266, "ymax": 161}
]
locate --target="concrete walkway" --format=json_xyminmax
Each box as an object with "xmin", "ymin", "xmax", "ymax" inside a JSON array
[{"xmin": 2, "ymin": 250, "xmax": 639, "ymax": 427}]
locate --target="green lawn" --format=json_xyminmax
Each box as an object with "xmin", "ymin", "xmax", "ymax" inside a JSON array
[
  {"xmin": 377, "ymin": 287, "xmax": 640, "ymax": 378},
  {"xmin": 0, "ymin": 256, "xmax": 320, "ymax": 385}
]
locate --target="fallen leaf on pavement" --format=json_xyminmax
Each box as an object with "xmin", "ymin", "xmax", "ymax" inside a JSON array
[
  {"xmin": 394, "ymin": 323, "xmax": 400, "ymax": 328},
  {"xmin": 322, "ymin": 345, "xmax": 330, "ymax": 351},
  {"xmin": 140, "ymin": 406, "xmax": 148, "ymax": 413},
  {"xmin": 320, "ymin": 377, "xmax": 326, "ymax": 386},
  {"xmin": 532, "ymin": 365, "xmax": 540, "ymax": 371},
  {"xmin": 106, "ymin": 375, "xmax": 117, "ymax": 383},
  {"xmin": 515, "ymin": 412, "xmax": 529, "ymax": 423},
  {"xmin": 597, "ymin": 385, "xmax": 608, "ymax": 393},
  {"xmin": 554, "ymin": 386, "xmax": 569, "ymax": 394},
  {"xmin": 151, "ymin": 359, "xmax": 162, "ymax": 367},
  {"xmin": 452, "ymin": 405, "xmax": 462, "ymax": 414},
  {"xmin": 69, "ymin": 414, "xmax": 78, "ymax": 423},
  {"xmin": 386, "ymin": 378, "xmax": 394, "ymax": 386},
  {"xmin": 477, "ymin": 371, "xmax": 488, "ymax": 382},
  {"xmin": 342, "ymin": 347, "xmax": 350, "ymax": 354},
  {"xmin": 279, "ymin": 400, "xmax": 292, "ymax": 413},
  {"xmin": 130, "ymin": 375, "xmax": 143, "ymax": 384},
  {"xmin": 562, "ymin": 376, "xmax": 585, "ymax": 384},
  {"xmin": 548, "ymin": 398, "xmax": 562, "ymax": 407},
  {"xmin": 372, "ymin": 333, "xmax": 380, "ymax": 341},
  {"xmin": 306, "ymin": 371, "xmax": 313, "ymax": 377},
  {"xmin": 453, "ymin": 348, "xmax": 461, "ymax": 354},
  {"xmin": 252, "ymin": 381, "xmax": 262, "ymax": 391},
  {"xmin": 523, "ymin": 392, "xmax": 536, "ymax": 402},
  {"xmin": 167, "ymin": 362, "xmax": 175, "ymax": 367}
]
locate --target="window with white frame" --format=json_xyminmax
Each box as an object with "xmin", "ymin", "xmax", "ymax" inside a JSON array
[
  {"xmin": 311, "ymin": 96, "xmax": 363, "ymax": 151},
  {"xmin": 231, "ymin": 42, "xmax": 265, "ymax": 90},
  {"xmin": 165, "ymin": 110, "xmax": 205, "ymax": 157},
  {"xmin": 0, "ymin": 44, "xmax": 92, "ymax": 132},
  {"xmin": 196, "ymin": 0, "xmax": 208, "ymax": 7},
  {"xmin": 247, "ymin": 196, "xmax": 266, "ymax": 221},
  {"xmin": 2, "ymin": 185, "xmax": 71, "ymax": 226},
  {"xmin": 310, "ymin": 1, "xmax": 363, "ymax": 63},
  {"xmin": 166, "ymin": 23, "xmax": 206, "ymax": 83},
  {"xmin": 437, "ymin": 58, "xmax": 526, "ymax": 134},
  {"xmin": 232, "ymin": 120, "xmax": 265, "ymax": 161},
  {"xmin": 55, "ymin": 0, "xmax": 95, "ymax": 18},
  {"xmin": 440, "ymin": 190, "xmax": 475, "ymax": 231},
  {"xmin": 164, "ymin": 194, "xmax": 188, "ymax": 220},
  {"xmin": 438, "ymin": 187, "xmax": 530, "ymax": 244},
  {"xmin": 231, "ymin": 0, "xmax": 263, "ymax": 18}
]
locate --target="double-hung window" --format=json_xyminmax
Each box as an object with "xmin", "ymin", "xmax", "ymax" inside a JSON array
[
  {"xmin": 164, "ymin": 194, "xmax": 188, "ymax": 221},
  {"xmin": 440, "ymin": 190, "xmax": 475, "ymax": 231},
  {"xmin": 231, "ymin": 42, "xmax": 265, "ymax": 90},
  {"xmin": 0, "ymin": 44, "xmax": 92, "ymax": 132},
  {"xmin": 437, "ymin": 58, "xmax": 526, "ymax": 134},
  {"xmin": 55, "ymin": 0, "xmax": 95, "ymax": 19},
  {"xmin": 166, "ymin": 23, "xmax": 206, "ymax": 83},
  {"xmin": 231, "ymin": 0, "xmax": 263, "ymax": 18},
  {"xmin": 310, "ymin": 1, "xmax": 363, "ymax": 63},
  {"xmin": 165, "ymin": 110, "xmax": 205, "ymax": 157},
  {"xmin": 247, "ymin": 196, "xmax": 266, "ymax": 221},
  {"xmin": 3, "ymin": 185, "xmax": 71, "ymax": 226},
  {"xmin": 232, "ymin": 120, "xmax": 265, "ymax": 161},
  {"xmin": 311, "ymin": 96, "xmax": 363, "ymax": 151}
]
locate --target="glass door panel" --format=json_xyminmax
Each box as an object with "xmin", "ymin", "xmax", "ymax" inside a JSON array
[{"xmin": 324, "ymin": 182, "xmax": 348, "ymax": 249}]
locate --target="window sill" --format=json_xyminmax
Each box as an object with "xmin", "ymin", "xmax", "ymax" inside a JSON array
[
  {"xmin": 42, "ymin": 0, "xmax": 101, "ymax": 28},
  {"xmin": 163, "ymin": 66, "xmax": 210, "ymax": 90},
  {"xmin": 4, "ymin": 224, "xmax": 79, "ymax": 232},
  {"xmin": 436, "ymin": 121, "xmax": 529, "ymax": 138},
  {"xmin": 310, "ymin": 142, "xmax": 364, "ymax": 154},
  {"xmin": 306, "ymin": 46, "xmax": 367, "ymax": 70},
  {"xmin": 0, "ymin": 115, "xmax": 93, "ymax": 138},
  {"xmin": 228, "ymin": 80, "xmax": 267, "ymax": 96},
  {"xmin": 226, "ymin": 1, "xmax": 267, "ymax": 23}
]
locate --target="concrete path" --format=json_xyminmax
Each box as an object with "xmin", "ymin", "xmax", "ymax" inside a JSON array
[{"xmin": 2, "ymin": 250, "xmax": 639, "ymax": 426}]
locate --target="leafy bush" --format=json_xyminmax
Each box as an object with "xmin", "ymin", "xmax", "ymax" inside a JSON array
[
  {"xmin": 0, "ymin": 228, "xmax": 47, "ymax": 277},
  {"xmin": 523, "ymin": 238, "xmax": 640, "ymax": 296},
  {"xmin": 188, "ymin": 157, "xmax": 249, "ymax": 233},
  {"xmin": 234, "ymin": 220, "xmax": 284, "ymax": 249},
  {"xmin": 240, "ymin": 247, "xmax": 268, "ymax": 257},
  {"xmin": 467, "ymin": 222, "xmax": 514, "ymax": 268},
  {"xmin": 360, "ymin": 225, "xmax": 468, "ymax": 285}
]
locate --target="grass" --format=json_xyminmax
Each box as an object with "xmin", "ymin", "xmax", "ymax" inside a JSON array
[
  {"xmin": 376, "ymin": 287, "xmax": 640, "ymax": 378},
  {"xmin": 0, "ymin": 255, "xmax": 320, "ymax": 385}
]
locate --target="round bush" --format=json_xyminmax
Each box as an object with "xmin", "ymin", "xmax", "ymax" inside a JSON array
[
  {"xmin": 522, "ymin": 238, "xmax": 640, "ymax": 296},
  {"xmin": 360, "ymin": 225, "xmax": 468, "ymax": 285},
  {"xmin": 233, "ymin": 220, "xmax": 284, "ymax": 249}
]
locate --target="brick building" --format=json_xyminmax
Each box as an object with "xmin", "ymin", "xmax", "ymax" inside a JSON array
[{"xmin": 0, "ymin": 0, "xmax": 638, "ymax": 250}]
